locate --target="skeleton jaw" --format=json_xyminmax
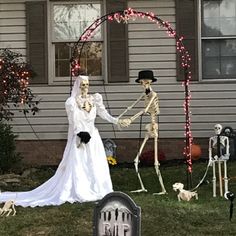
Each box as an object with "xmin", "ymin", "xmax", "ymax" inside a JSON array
[{"xmin": 81, "ymin": 88, "xmax": 88, "ymax": 96}]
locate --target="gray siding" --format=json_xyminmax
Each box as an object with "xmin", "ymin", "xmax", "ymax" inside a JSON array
[
  {"xmin": 0, "ymin": 0, "xmax": 236, "ymax": 140},
  {"xmin": 0, "ymin": 1, "xmax": 26, "ymax": 58}
]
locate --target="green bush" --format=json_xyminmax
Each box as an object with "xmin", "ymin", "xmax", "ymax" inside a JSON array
[{"xmin": 0, "ymin": 121, "xmax": 22, "ymax": 173}]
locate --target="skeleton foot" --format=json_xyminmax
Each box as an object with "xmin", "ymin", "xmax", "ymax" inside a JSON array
[
  {"xmin": 153, "ymin": 191, "xmax": 167, "ymax": 195},
  {"xmin": 131, "ymin": 188, "xmax": 148, "ymax": 193}
]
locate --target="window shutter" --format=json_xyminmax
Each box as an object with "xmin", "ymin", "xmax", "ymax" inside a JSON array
[
  {"xmin": 106, "ymin": 0, "xmax": 129, "ymax": 83},
  {"xmin": 176, "ymin": 0, "xmax": 198, "ymax": 81},
  {"xmin": 26, "ymin": 1, "xmax": 48, "ymax": 84}
]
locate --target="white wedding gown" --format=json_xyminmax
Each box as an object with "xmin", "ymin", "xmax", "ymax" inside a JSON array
[{"xmin": 0, "ymin": 93, "xmax": 117, "ymax": 207}]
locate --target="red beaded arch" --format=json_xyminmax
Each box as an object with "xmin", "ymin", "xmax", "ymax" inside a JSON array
[{"xmin": 70, "ymin": 8, "xmax": 193, "ymax": 177}]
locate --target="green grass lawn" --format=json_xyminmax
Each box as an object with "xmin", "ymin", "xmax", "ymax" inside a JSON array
[{"xmin": 1, "ymin": 160, "xmax": 236, "ymax": 236}]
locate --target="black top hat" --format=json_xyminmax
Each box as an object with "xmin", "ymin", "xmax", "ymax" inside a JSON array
[{"xmin": 135, "ymin": 70, "xmax": 157, "ymax": 83}]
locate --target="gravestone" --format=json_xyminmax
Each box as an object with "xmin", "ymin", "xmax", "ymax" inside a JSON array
[
  {"xmin": 93, "ymin": 191, "xmax": 141, "ymax": 236},
  {"xmin": 103, "ymin": 139, "xmax": 117, "ymax": 158}
]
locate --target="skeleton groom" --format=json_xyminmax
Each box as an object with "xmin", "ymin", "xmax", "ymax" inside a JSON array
[{"xmin": 120, "ymin": 70, "xmax": 167, "ymax": 195}]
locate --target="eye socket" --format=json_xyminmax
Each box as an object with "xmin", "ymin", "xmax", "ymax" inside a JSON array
[
  {"xmin": 141, "ymin": 81, "xmax": 148, "ymax": 85},
  {"xmin": 80, "ymin": 81, "xmax": 89, "ymax": 87}
]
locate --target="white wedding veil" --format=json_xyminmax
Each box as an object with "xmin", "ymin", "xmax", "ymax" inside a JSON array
[
  {"xmin": 65, "ymin": 75, "xmax": 89, "ymax": 154},
  {"xmin": 71, "ymin": 75, "xmax": 89, "ymax": 98}
]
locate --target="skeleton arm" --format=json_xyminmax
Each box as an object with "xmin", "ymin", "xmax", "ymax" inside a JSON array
[
  {"xmin": 118, "ymin": 93, "xmax": 145, "ymax": 119},
  {"xmin": 129, "ymin": 110, "xmax": 144, "ymax": 122},
  {"xmin": 222, "ymin": 136, "xmax": 230, "ymax": 160},
  {"xmin": 118, "ymin": 91, "xmax": 159, "ymax": 127},
  {"xmin": 226, "ymin": 137, "xmax": 230, "ymax": 156},
  {"xmin": 129, "ymin": 92, "xmax": 157, "ymax": 123},
  {"xmin": 118, "ymin": 93, "xmax": 145, "ymax": 128},
  {"xmin": 209, "ymin": 137, "xmax": 214, "ymax": 165}
]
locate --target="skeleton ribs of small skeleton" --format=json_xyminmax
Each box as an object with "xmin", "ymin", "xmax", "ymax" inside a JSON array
[
  {"xmin": 0, "ymin": 200, "xmax": 16, "ymax": 217},
  {"xmin": 209, "ymin": 124, "xmax": 230, "ymax": 197}
]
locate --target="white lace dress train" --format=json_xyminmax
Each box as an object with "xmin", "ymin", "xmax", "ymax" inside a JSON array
[{"xmin": 0, "ymin": 93, "xmax": 117, "ymax": 207}]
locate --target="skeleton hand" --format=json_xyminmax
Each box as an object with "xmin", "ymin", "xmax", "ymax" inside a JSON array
[
  {"xmin": 208, "ymin": 158, "xmax": 213, "ymax": 166},
  {"xmin": 118, "ymin": 118, "xmax": 131, "ymax": 128},
  {"xmin": 220, "ymin": 154, "xmax": 230, "ymax": 160}
]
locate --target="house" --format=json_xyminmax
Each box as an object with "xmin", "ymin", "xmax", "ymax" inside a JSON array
[{"xmin": 0, "ymin": 0, "xmax": 236, "ymax": 165}]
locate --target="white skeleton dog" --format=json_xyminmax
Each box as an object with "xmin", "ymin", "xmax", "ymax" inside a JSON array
[
  {"xmin": 119, "ymin": 70, "xmax": 167, "ymax": 195},
  {"xmin": 0, "ymin": 200, "xmax": 16, "ymax": 216},
  {"xmin": 172, "ymin": 183, "xmax": 198, "ymax": 201}
]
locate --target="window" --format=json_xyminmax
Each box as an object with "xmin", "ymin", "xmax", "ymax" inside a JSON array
[
  {"xmin": 51, "ymin": 2, "xmax": 103, "ymax": 81},
  {"xmin": 201, "ymin": 0, "xmax": 236, "ymax": 80},
  {"xmin": 26, "ymin": 0, "xmax": 128, "ymax": 84}
]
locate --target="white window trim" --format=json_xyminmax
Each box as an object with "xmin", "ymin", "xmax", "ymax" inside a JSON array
[{"xmin": 47, "ymin": 0, "xmax": 105, "ymax": 85}]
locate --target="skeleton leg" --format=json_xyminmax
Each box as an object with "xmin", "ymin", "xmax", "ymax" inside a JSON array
[
  {"xmin": 223, "ymin": 160, "xmax": 228, "ymax": 194},
  {"xmin": 213, "ymin": 161, "xmax": 216, "ymax": 197},
  {"xmin": 131, "ymin": 134, "xmax": 149, "ymax": 193},
  {"xmin": 6, "ymin": 209, "xmax": 12, "ymax": 217},
  {"xmin": 218, "ymin": 161, "xmax": 223, "ymax": 197},
  {"xmin": 12, "ymin": 205, "xmax": 16, "ymax": 216},
  {"xmin": 177, "ymin": 194, "xmax": 181, "ymax": 201},
  {"xmin": 153, "ymin": 136, "xmax": 167, "ymax": 195},
  {"xmin": 1, "ymin": 210, "xmax": 7, "ymax": 216}
]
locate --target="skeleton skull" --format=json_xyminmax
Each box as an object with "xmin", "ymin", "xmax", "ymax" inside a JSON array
[
  {"xmin": 140, "ymin": 79, "xmax": 152, "ymax": 95},
  {"xmin": 79, "ymin": 79, "xmax": 89, "ymax": 95},
  {"xmin": 140, "ymin": 79, "xmax": 152, "ymax": 89},
  {"xmin": 214, "ymin": 124, "xmax": 222, "ymax": 135},
  {"xmin": 224, "ymin": 128, "xmax": 231, "ymax": 136}
]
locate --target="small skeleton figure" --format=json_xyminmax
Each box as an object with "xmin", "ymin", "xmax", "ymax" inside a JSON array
[
  {"xmin": 209, "ymin": 124, "xmax": 230, "ymax": 197},
  {"xmin": 119, "ymin": 70, "xmax": 167, "ymax": 195},
  {"xmin": 172, "ymin": 182, "xmax": 198, "ymax": 201},
  {"xmin": 0, "ymin": 200, "xmax": 16, "ymax": 217}
]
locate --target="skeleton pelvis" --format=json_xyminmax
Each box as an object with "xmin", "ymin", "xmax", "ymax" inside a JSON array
[{"xmin": 145, "ymin": 123, "xmax": 158, "ymax": 137}]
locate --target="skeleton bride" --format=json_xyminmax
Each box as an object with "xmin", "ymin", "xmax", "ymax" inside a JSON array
[{"xmin": 0, "ymin": 75, "xmax": 125, "ymax": 207}]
